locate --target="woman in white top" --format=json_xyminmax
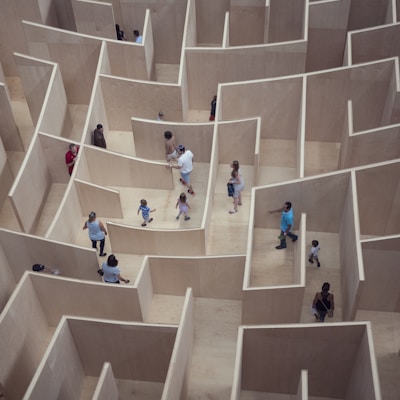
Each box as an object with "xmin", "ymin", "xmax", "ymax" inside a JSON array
[{"xmin": 228, "ymin": 160, "xmax": 244, "ymax": 214}]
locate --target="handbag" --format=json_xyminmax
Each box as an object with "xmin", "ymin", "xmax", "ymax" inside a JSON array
[{"xmin": 227, "ymin": 182, "xmax": 234, "ymax": 197}]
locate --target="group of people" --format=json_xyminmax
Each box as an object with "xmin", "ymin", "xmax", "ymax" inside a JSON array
[
  {"xmin": 76, "ymin": 122, "xmax": 330, "ymax": 305},
  {"xmin": 115, "ymin": 25, "xmax": 142, "ymax": 43},
  {"xmin": 65, "ymin": 123, "xmax": 106, "ymax": 175}
]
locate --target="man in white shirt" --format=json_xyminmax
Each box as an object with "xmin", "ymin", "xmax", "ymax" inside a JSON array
[{"xmin": 169, "ymin": 144, "xmax": 195, "ymax": 195}]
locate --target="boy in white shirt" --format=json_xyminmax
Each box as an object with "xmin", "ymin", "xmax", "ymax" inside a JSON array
[{"xmin": 309, "ymin": 240, "xmax": 321, "ymax": 267}]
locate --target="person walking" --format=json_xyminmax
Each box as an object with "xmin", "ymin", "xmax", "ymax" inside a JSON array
[
  {"xmin": 99, "ymin": 254, "xmax": 130, "ymax": 284},
  {"xmin": 82, "ymin": 211, "xmax": 107, "ymax": 256},
  {"xmin": 228, "ymin": 160, "xmax": 244, "ymax": 214},
  {"xmin": 176, "ymin": 192, "xmax": 191, "ymax": 221},
  {"xmin": 169, "ymin": 144, "xmax": 195, "ymax": 195},
  {"xmin": 312, "ymin": 282, "xmax": 334, "ymax": 322},
  {"xmin": 267, "ymin": 201, "xmax": 298, "ymax": 249}
]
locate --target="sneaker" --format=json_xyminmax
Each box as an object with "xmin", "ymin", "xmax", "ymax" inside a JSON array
[
  {"xmin": 176, "ymin": 216, "xmax": 179, "ymax": 220},
  {"xmin": 141, "ymin": 223, "xmax": 147, "ymax": 227},
  {"xmin": 292, "ymin": 236, "xmax": 298, "ymax": 242},
  {"xmin": 275, "ymin": 245, "xmax": 286, "ymax": 250},
  {"xmin": 184, "ymin": 216, "xmax": 191, "ymax": 221},
  {"xmin": 317, "ymin": 262, "xmax": 321, "ymax": 268},
  {"xmin": 99, "ymin": 253, "xmax": 107, "ymax": 257},
  {"xmin": 309, "ymin": 258, "xmax": 314, "ymax": 264},
  {"xmin": 179, "ymin": 178, "xmax": 186, "ymax": 186},
  {"xmin": 148, "ymin": 218, "xmax": 153, "ymax": 223},
  {"xmin": 229, "ymin": 209, "xmax": 237, "ymax": 214},
  {"xmin": 188, "ymin": 189, "xmax": 195, "ymax": 196}
]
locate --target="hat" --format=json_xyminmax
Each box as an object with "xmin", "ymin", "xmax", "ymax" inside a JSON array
[{"xmin": 177, "ymin": 144, "xmax": 185, "ymax": 152}]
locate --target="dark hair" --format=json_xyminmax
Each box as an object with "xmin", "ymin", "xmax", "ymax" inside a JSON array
[
  {"xmin": 116, "ymin": 24, "xmax": 120, "ymax": 31},
  {"xmin": 179, "ymin": 192, "xmax": 187, "ymax": 202},
  {"xmin": 133, "ymin": 30, "xmax": 140, "ymax": 36},
  {"xmin": 96, "ymin": 124, "xmax": 103, "ymax": 129},
  {"xmin": 159, "ymin": 111, "xmax": 164, "ymax": 117},
  {"xmin": 284, "ymin": 202, "xmax": 292, "ymax": 210},
  {"xmin": 88, "ymin": 211, "xmax": 96, "ymax": 220},
  {"xmin": 164, "ymin": 131, "xmax": 172, "ymax": 139},
  {"xmin": 107, "ymin": 254, "xmax": 118, "ymax": 267},
  {"xmin": 231, "ymin": 160, "xmax": 239, "ymax": 171},
  {"xmin": 322, "ymin": 282, "xmax": 330, "ymax": 293},
  {"xmin": 140, "ymin": 199, "xmax": 147, "ymax": 206},
  {"xmin": 32, "ymin": 264, "xmax": 45, "ymax": 272},
  {"xmin": 177, "ymin": 144, "xmax": 185, "ymax": 152},
  {"xmin": 312, "ymin": 240, "xmax": 319, "ymax": 247},
  {"xmin": 69, "ymin": 143, "xmax": 76, "ymax": 150}
]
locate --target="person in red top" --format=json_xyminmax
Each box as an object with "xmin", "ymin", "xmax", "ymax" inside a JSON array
[{"xmin": 65, "ymin": 143, "xmax": 79, "ymax": 175}]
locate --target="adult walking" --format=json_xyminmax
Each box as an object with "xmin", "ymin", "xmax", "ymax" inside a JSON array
[
  {"xmin": 100, "ymin": 254, "xmax": 130, "ymax": 284},
  {"xmin": 312, "ymin": 282, "xmax": 334, "ymax": 322},
  {"xmin": 83, "ymin": 211, "xmax": 107, "ymax": 256},
  {"xmin": 267, "ymin": 201, "xmax": 298, "ymax": 249},
  {"xmin": 169, "ymin": 144, "xmax": 195, "ymax": 195},
  {"xmin": 228, "ymin": 160, "xmax": 244, "ymax": 214}
]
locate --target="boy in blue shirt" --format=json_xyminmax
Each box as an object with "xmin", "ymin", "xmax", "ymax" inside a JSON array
[{"xmin": 137, "ymin": 199, "xmax": 156, "ymax": 227}]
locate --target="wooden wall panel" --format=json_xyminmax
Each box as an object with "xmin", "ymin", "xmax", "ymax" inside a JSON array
[
  {"xmin": 108, "ymin": 221, "xmax": 206, "ymax": 256},
  {"xmin": 100, "ymin": 75, "xmax": 183, "ymax": 129},
  {"xmin": 221, "ymin": 76, "xmax": 303, "ymax": 140},
  {"xmin": 15, "ymin": 54, "xmax": 54, "ymax": 127},
  {"xmin": 355, "ymin": 162, "xmax": 400, "ymax": 236},
  {"xmin": 9, "ymin": 138, "xmax": 51, "ymax": 233},
  {"xmin": 186, "ymin": 43, "xmax": 306, "ymax": 109},
  {"xmin": 230, "ymin": 0, "xmax": 266, "ymax": 46},
  {"xmin": 72, "ymin": 0, "xmax": 115, "ymax": 39},
  {"xmin": 106, "ymin": 41, "xmax": 148, "ymax": 80},
  {"xmin": 339, "ymin": 174, "xmax": 363, "ymax": 321},
  {"xmin": 0, "ymin": 141, "xmax": 14, "ymax": 205},
  {"xmin": 218, "ymin": 119, "xmax": 258, "ymax": 165},
  {"xmin": 0, "ymin": 275, "xmax": 49, "ymax": 400},
  {"xmin": 39, "ymin": 65, "xmax": 73, "ymax": 137},
  {"xmin": 339, "ymin": 126, "xmax": 400, "ymax": 169},
  {"xmin": 359, "ymin": 239, "xmax": 400, "ymax": 311},
  {"xmin": 93, "ymin": 363, "xmax": 119, "ymax": 400},
  {"xmin": 132, "ymin": 119, "xmax": 214, "ymax": 162},
  {"xmin": 0, "ymin": 241, "xmax": 16, "ymax": 312},
  {"xmin": 30, "ymin": 274, "xmax": 143, "ymax": 326},
  {"xmin": 306, "ymin": 0, "xmax": 351, "ymax": 71},
  {"xmin": 0, "ymin": 85, "xmax": 23, "ymax": 151},
  {"xmin": 148, "ymin": 256, "xmax": 245, "ymax": 300},
  {"xmin": 0, "ymin": 228, "xmax": 99, "ymax": 281},
  {"xmin": 24, "ymin": 319, "xmax": 85, "ymax": 400},
  {"xmin": 240, "ymin": 324, "xmax": 366, "ymax": 398},
  {"xmin": 242, "ymin": 286, "xmax": 304, "ymax": 324},
  {"xmin": 268, "ymin": 0, "xmax": 305, "ymax": 43},
  {"xmin": 253, "ymin": 172, "xmax": 350, "ymax": 233},
  {"xmin": 345, "ymin": 328, "xmax": 381, "ymax": 400},
  {"xmin": 23, "ymin": 21, "xmax": 102, "ymax": 104},
  {"xmin": 82, "ymin": 146, "xmax": 174, "ymax": 188},
  {"xmin": 68, "ymin": 318, "xmax": 176, "ymax": 380},
  {"xmin": 75, "ymin": 179, "xmax": 123, "ymax": 218},
  {"xmin": 38, "ymin": 133, "xmax": 73, "ymax": 183},
  {"xmin": 162, "ymin": 289, "xmax": 194, "ymax": 400}
]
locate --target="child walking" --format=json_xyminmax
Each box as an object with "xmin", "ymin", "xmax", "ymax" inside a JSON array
[
  {"xmin": 137, "ymin": 199, "xmax": 156, "ymax": 227},
  {"xmin": 309, "ymin": 240, "xmax": 321, "ymax": 267},
  {"xmin": 176, "ymin": 192, "xmax": 191, "ymax": 221}
]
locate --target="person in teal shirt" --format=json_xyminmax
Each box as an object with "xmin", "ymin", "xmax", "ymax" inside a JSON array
[{"xmin": 268, "ymin": 201, "xmax": 298, "ymax": 249}]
